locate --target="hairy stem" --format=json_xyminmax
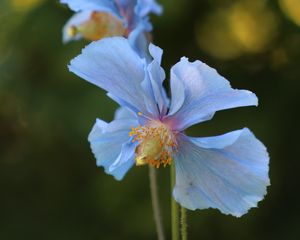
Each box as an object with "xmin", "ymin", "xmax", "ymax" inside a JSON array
[
  {"xmin": 149, "ymin": 166, "xmax": 165, "ymax": 240},
  {"xmin": 181, "ymin": 207, "xmax": 188, "ymax": 240},
  {"xmin": 171, "ymin": 163, "xmax": 179, "ymax": 240}
]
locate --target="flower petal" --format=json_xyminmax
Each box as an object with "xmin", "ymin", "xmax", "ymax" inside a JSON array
[
  {"xmin": 60, "ymin": 0, "xmax": 120, "ymax": 18},
  {"xmin": 114, "ymin": 106, "xmax": 136, "ymax": 120},
  {"xmin": 173, "ymin": 128, "xmax": 269, "ymax": 217},
  {"xmin": 149, "ymin": 43, "xmax": 163, "ymax": 64},
  {"xmin": 147, "ymin": 44, "xmax": 169, "ymax": 115},
  {"xmin": 109, "ymin": 140, "xmax": 137, "ymax": 173},
  {"xmin": 88, "ymin": 117, "xmax": 138, "ymax": 180},
  {"xmin": 69, "ymin": 37, "xmax": 159, "ymax": 117},
  {"xmin": 135, "ymin": 0, "xmax": 163, "ymax": 17},
  {"xmin": 128, "ymin": 24, "xmax": 152, "ymax": 61},
  {"xmin": 166, "ymin": 57, "xmax": 258, "ymax": 131}
]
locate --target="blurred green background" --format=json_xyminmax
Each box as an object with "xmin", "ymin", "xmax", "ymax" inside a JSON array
[{"xmin": 1, "ymin": 0, "xmax": 299, "ymax": 239}]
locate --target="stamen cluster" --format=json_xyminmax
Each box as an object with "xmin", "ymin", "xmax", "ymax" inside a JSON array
[{"xmin": 129, "ymin": 120, "xmax": 177, "ymax": 168}]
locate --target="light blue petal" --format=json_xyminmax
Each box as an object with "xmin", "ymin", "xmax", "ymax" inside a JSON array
[
  {"xmin": 135, "ymin": 0, "xmax": 163, "ymax": 17},
  {"xmin": 114, "ymin": 0, "xmax": 136, "ymax": 30},
  {"xmin": 69, "ymin": 37, "xmax": 159, "ymax": 117},
  {"xmin": 62, "ymin": 11, "xmax": 92, "ymax": 43},
  {"xmin": 107, "ymin": 92, "xmax": 140, "ymax": 114},
  {"xmin": 109, "ymin": 153, "xmax": 135, "ymax": 180},
  {"xmin": 61, "ymin": 0, "xmax": 120, "ymax": 18},
  {"xmin": 173, "ymin": 129, "xmax": 270, "ymax": 217},
  {"xmin": 109, "ymin": 140, "xmax": 137, "ymax": 173},
  {"xmin": 149, "ymin": 43, "xmax": 163, "ymax": 64},
  {"xmin": 167, "ymin": 71, "xmax": 185, "ymax": 116},
  {"xmin": 128, "ymin": 24, "xmax": 152, "ymax": 61},
  {"xmin": 135, "ymin": 42, "xmax": 170, "ymax": 117},
  {"xmin": 88, "ymin": 117, "xmax": 138, "ymax": 180},
  {"xmin": 114, "ymin": 106, "xmax": 136, "ymax": 120},
  {"xmin": 147, "ymin": 44, "xmax": 169, "ymax": 115},
  {"xmin": 116, "ymin": 0, "xmax": 136, "ymax": 15},
  {"xmin": 109, "ymin": 91, "xmax": 158, "ymax": 122},
  {"xmin": 166, "ymin": 57, "xmax": 258, "ymax": 131}
]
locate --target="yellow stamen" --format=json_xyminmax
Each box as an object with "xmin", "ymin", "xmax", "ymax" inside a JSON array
[
  {"xmin": 67, "ymin": 26, "xmax": 78, "ymax": 37},
  {"xmin": 129, "ymin": 120, "xmax": 177, "ymax": 168},
  {"xmin": 76, "ymin": 11, "xmax": 126, "ymax": 41}
]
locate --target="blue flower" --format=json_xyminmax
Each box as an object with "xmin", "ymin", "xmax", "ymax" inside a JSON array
[
  {"xmin": 68, "ymin": 37, "xmax": 270, "ymax": 217},
  {"xmin": 61, "ymin": 0, "xmax": 162, "ymax": 45}
]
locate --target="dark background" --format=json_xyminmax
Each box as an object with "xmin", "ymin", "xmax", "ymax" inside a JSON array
[{"xmin": 1, "ymin": 0, "xmax": 299, "ymax": 239}]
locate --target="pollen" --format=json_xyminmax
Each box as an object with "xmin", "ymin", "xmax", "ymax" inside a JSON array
[
  {"xmin": 75, "ymin": 12, "xmax": 126, "ymax": 41},
  {"xmin": 129, "ymin": 121, "xmax": 177, "ymax": 168},
  {"xmin": 67, "ymin": 26, "xmax": 78, "ymax": 37}
]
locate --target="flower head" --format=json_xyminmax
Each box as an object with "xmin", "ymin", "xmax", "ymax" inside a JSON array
[
  {"xmin": 130, "ymin": 120, "xmax": 177, "ymax": 167},
  {"xmin": 61, "ymin": 0, "xmax": 162, "ymax": 56},
  {"xmin": 68, "ymin": 37, "xmax": 270, "ymax": 217}
]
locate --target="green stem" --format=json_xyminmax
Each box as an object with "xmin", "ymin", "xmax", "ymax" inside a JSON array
[
  {"xmin": 180, "ymin": 207, "xmax": 188, "ymax": 240},
  {"xmin": 149, "ymin": 166, "xmax": 165, "ymax": 240},
  {"xmin": 171, "ymin": 163, "xmax": 179, "ymax": 240}
]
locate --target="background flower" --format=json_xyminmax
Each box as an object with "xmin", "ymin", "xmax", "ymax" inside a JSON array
[{"xmin": 61, "ymin": 0, "xmax": 162, "ymax": 44}]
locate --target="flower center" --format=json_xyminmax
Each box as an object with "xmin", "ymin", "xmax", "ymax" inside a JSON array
[
  {"xmin": 129, "ymin": 120, "xmax": 177, "ymax": 168},
  {"xmin": 68, "ymin": 12, "xmax": 126, "ymax": 41}
]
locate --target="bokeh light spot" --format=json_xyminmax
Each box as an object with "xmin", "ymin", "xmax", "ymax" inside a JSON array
[
  {"xmin": 196, "ymin": 9, "xmax": 243, "ymax": 60},
  {"xmin": 279, "ymin": 0, "xmax": 300, "ymax": 26},
  {"xmin": 196, "ymin": 0, "xmax": 279, "ymax": 60},
  {"xmin": 11, "ymin": 0, "xmax": 44, "ymax": 12},
  {"xmin": 229, "ymin": 1, "xmax": 278, "ymax": 53}
]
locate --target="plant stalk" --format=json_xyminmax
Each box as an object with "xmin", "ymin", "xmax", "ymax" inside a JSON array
[
  {"xmin": 181, "ymin": 207, "xmax": 188, "ymax": 240},
  {"xmin": 171, "ymin": 163, "xmax": 179, "ymax": 240},
  {"xmin": 149, "ymin": 166, "xmax": 165, "ymax": 240}
]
